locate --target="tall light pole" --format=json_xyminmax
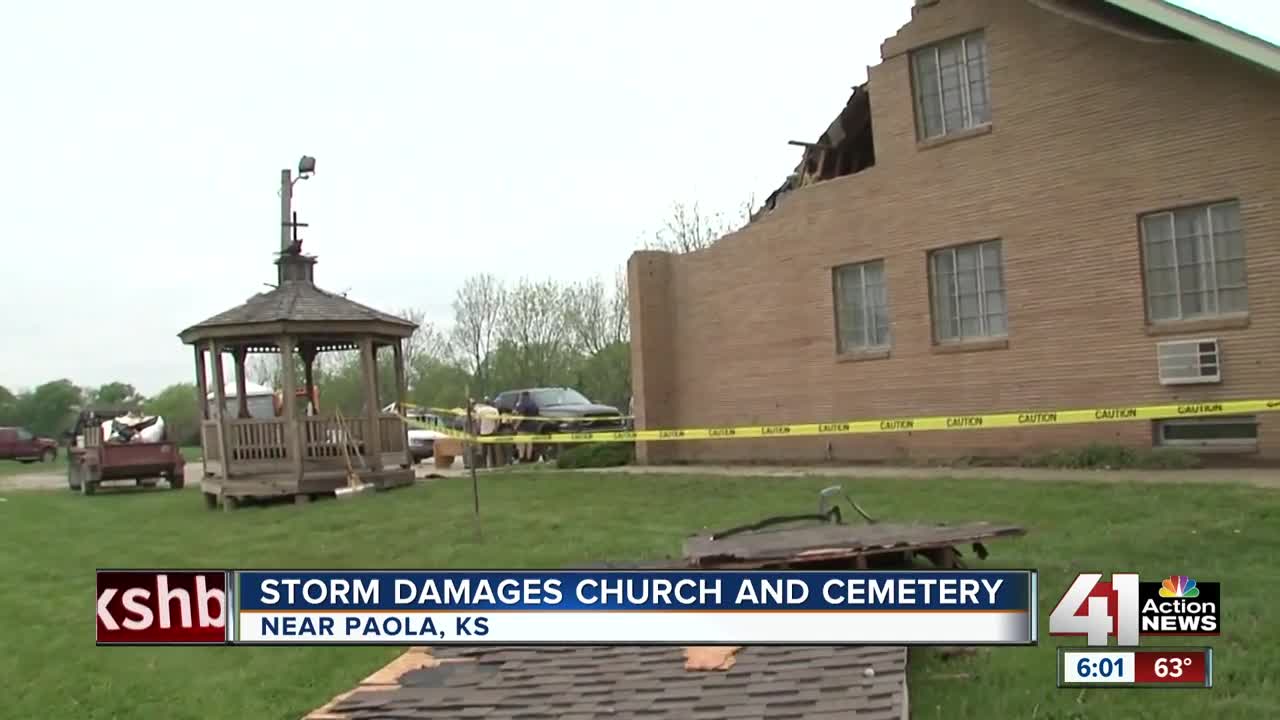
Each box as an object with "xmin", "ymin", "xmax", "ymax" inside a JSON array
[{"xmin": 280, "ymin": 156, "xmax": 317, "ymax": 252}]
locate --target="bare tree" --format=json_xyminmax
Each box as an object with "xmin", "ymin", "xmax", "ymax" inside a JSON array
[
  {"xmin": 646, "ymin": 198, "xmax": 756, "ymax": 254},
  {"xmin": 249, "ymin": 355, "xmax": 279, "ymax": 387},
  {"xmin": 563, "ymin": 267, "xmax": 630, "ymax": 356},
  {"xmin": 502, "ymin": 278, "xmax": 571, "ymax": 384},
  {"xmin": 397, "ymin": 307, "xmax": 449, "ymax": 370},
  {"xmin": 448, "ymin": 274, "xmax": 507, "ymax": 392},
  {"xmin": 563, "ymin": 277, "xmax": 610, "ymax": 356},
  {"xmin": 610, "ymin": 265, "xmax": 630, "ymax": 345}
]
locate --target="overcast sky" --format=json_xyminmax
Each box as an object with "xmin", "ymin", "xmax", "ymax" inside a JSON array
[
  {"xmin": 0, "ymin": 1, "xmax": 1268, "ymax": 397},
  {"xmin": 0, "ymin": 0, "xmax": 911, "ymax": 396}
]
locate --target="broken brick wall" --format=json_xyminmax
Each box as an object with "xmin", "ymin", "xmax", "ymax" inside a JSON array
[{"xmin": 627, "ymin": 0, "xmax": 1280, "ymax": 464}]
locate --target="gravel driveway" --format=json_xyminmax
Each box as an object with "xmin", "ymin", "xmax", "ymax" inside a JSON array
[
  {"xmin": 0, "ymin": 461, "xmax": 206, "ymax": 492},
  {"xmin": 0, "ymin": 460, "xmax": 455, "ymax": 492}
]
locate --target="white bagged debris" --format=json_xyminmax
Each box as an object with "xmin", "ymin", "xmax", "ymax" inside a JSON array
[
  {"xmin": 101, "ymin": 414, "xmax": 167, "ymax": 444},
  {"xmin": 138, "ymin": 416, "xmax": 165, "ymax": 443}
]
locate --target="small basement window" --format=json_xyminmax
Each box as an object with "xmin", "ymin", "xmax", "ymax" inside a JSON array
[{"xmin": 1154, "ymin": 415, "xmax": 1258, "ymax": 450}]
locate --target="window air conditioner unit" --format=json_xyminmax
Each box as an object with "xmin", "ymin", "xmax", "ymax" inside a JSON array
[{"xmin": 1156, "ymin": 338, "xmax": 1221, "ymax": 385}]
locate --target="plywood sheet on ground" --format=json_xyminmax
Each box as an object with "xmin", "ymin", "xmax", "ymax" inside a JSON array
[{"xmin": 684, "ymin": 520, "xmax": 1025, "ymax": 566}]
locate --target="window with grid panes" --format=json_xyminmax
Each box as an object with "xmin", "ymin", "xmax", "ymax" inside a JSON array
[
  {"xmin": 833, "ymin": 260, "xmax": 890, "ymax": 353},
  {"xmin": 1141, "ymin": 201, "xmax": 1248, "ymax": 322},
  {"xmin": 911, "ymin": 31, "xmax": 991, "ymax": 140},
  {"xmin": 929, "ymin": 240, "xmax": 1007, "ymax": 342}
]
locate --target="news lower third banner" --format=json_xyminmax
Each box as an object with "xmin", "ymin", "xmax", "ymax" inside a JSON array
[{"xmin": 96, "ymin": 569, "xmax": 1038, "ymax": 645}]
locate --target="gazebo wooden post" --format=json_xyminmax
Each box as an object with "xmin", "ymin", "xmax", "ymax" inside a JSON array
[
  {"xmin": 208, "ymin": 340, "xmax": 232, "ymax": 475},
  {"xmin": 393, "ymin": 339, "xmax": 406, "ymax": 414},
  {"xmin": 300, "ymin": 344, "xmax": 318, "ymax": 415},
  {"xmin": 360, "ymin": 336, "xmax": 383, "ymax": 469},
  {"xmin": 232, "ymin": 346, "xmax": 250, "ymax": 419},
  {"xmin": 393, "ymin": 339, "xmax": 409, "ymax": 467},
  {"xmin": 278, "ymin": 336, "xmax": 303, "ymax": 477},
  {"xmin": 194, "ymin": 346, "xmax": 209, "ymax": 421}
]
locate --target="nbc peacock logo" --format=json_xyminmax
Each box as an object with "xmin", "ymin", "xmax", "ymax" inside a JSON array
[{"xmin": 1159, "ymin": 575, "xmax": 1200, "ymax": 599}]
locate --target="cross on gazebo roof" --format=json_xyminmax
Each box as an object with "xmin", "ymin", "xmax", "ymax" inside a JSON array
[{"xmin": 178, "ymin": 196, "xmax": 415, "ymax": 344}]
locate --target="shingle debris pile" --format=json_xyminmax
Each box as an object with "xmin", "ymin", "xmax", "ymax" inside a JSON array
[
  {"xmin": 304, "ymin": 515, "xmax": 1027, "ymax": 719},
  {"xmin": 311, "ymin": 644, "xmax": 909, "ymax": 720}
]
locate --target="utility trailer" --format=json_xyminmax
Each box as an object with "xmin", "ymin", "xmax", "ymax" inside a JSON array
[{"xmin": 66, "ymin": 408, "xmax": 186, "ymax": 495}]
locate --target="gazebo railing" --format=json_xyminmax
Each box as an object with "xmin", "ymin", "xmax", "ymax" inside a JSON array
[
  {"xmin": 228, "ymin": 418, "xmax": 288, "ymax": 461},
  {"xmin": 379, "ymin": 414, "xmax": 406, "ymax": 453},
  {"xmin": 198, "ymin": 414, "xmax": 408, "ymax": 467},
  {"xmin": 303, "ymin": 416, "xmax": 367, "ymax": 459}
]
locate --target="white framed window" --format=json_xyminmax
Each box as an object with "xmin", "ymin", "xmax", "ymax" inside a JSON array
[
  {"xmin": 911, "ymin": 31, "xmax": 991, "ymax": 140},
  {"xmin": 1155, "ymin": 416, "xmax": 1257, "ymax": 450},
  {"xmin": 833, "ymin": 260, "xmax": 890, "ymax": 353},
  {"xmin": 1141, "ymin": 200, "xmax": 1248, "ymax": 323},
  {"xmin": 930, "ymin": 239, "xmax": 1007, "ymax": 342}
]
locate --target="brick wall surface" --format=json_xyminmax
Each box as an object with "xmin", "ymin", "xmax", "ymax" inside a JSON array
[{"xmin": 628, "ymin": 0, "xmax": 1280, "ymax": 464}]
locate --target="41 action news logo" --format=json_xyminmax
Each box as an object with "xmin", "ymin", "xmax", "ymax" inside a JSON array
[{"xmin": 1048, "ymin": 572, "xmax": 1220, "ymax": 646}]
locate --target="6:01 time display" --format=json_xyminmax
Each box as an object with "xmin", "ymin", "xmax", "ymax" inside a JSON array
[
  {"xmin": 1060, "ymin": 651, "xmax": 1136, "ymax": 685},
  {"xmin": 1078, "ymin": 656, "xmax": 1124, "ymax": 678}
]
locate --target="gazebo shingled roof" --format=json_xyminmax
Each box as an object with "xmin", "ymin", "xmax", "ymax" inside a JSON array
[{"xmin": 178, "ymin": 253, "xmax": 416, "ymax": 344}]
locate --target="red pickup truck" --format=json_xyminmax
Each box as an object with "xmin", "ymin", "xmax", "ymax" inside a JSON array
[{"xmin": 0, "ymin": 426, "xmax": 59, "ymax": 463}]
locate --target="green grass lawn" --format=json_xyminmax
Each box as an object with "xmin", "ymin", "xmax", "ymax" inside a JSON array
[{"xmin": 2, "ymin": 472, "xmax": 1277, "ymax": 720}]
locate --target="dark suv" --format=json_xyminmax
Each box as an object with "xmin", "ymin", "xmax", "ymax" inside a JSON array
[{"xmin": 491, "ymin": 388, "xmax": 627, "ymax": 433}]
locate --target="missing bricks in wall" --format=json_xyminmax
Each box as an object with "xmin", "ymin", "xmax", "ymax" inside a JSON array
[{"xmin": 755, "ymin": 84, "xmax": 876, "ymax": 221}]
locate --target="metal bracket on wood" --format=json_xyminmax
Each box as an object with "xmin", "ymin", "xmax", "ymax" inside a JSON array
[{"xmin": 819, "ymin": 485, "xmax": 877, "ymax": 524}]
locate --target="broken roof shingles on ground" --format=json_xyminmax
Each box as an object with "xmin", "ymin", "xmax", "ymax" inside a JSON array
[
  {"xmin": 326, "ymin": 645, "xmax": 909, "ymax": 720},
  {"xmin": 304, "ymin": 523, "xmax": 1033, "ymax": 718}
]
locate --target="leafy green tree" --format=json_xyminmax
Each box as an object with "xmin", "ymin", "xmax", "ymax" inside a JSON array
[
  {"xmin": 0, "ymin": 385, "xmax": 16, "ymax": 425},
  {"xmin": 88, "ymin": 382, "xmax": 147, "ymax": 408},
  {"xmin": 13, "ymin": 379, "xmax": 83, "ymax": 437},
  {"xmin": 408, "ymin": 357, "xmax": 471, "ymax": 410},
  {"xmin": 315, "ymin": 354, "xmax": 367, "ymax": 416},
  {"xmin": 574, "ymin": 341, "xmax": 631, "ymax": 411},
  {"xmin": 144, "ymin": 383, "xmax": 202, "ymax": 445}
]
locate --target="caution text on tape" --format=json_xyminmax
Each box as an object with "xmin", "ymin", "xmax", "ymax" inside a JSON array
[{"xmin": 403, "ymin": 398, "xmax": 1279, "ymax": 445}]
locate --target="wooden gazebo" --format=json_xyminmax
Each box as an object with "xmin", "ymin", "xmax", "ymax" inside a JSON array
[{"xmin": 178, "ymin": 246, "xmax": 418, "ymax": 510}]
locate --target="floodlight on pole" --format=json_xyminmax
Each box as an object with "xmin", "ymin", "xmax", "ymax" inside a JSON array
[{"xmin": 280, "ymin": 154, "xmax": 316, "ymax": 252}]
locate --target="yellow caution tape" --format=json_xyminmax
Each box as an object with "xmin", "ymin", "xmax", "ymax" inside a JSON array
[{"xmin": 401, "ymin": 398, "xmax": 1279, "ymax": 445}]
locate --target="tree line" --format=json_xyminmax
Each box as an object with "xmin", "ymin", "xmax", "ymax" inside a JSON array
[
  {"xmin": 1, "ymin": 200, "xmax": 753, "ymax": 447},
  {"xmin": 1, "ymin": 271, "xmax": 631, "ymax": 446}
]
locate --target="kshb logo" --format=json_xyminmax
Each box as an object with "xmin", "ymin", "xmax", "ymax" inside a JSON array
[{"xmin": 1049, "ymin": 573, "xmax": 1221, "ymax": 646}]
